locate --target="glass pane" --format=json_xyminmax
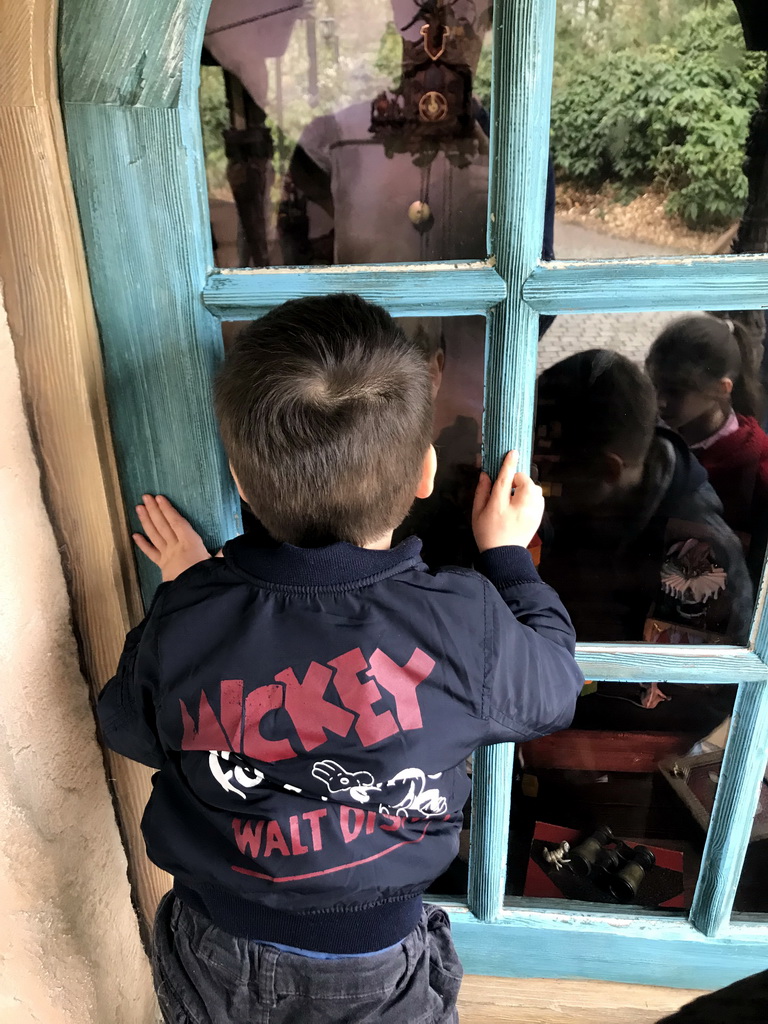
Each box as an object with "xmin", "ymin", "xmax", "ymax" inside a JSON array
[
  {"xmin": 509, "ymin": 686, "xmax": 733, "ymax": 911},
  {"xmin": 201, "ymin": 1, "xmax": 514, "ymax": 269},
  {"xmin": 552, "ymin": 0, "xmax": 764, "ymax": 260},
  {"xmin": 393, "ymin": 315, "xmax": 485, "ymax": 567},
  {"xmin": 535, "ymin": 311, "xmax": 767, "ymax": 644},
  {"xmin": 734, "ymin": 750, "xmax": 768, "ymax": 914}
]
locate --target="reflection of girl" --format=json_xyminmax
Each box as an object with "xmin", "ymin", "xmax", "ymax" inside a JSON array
[{"xmin": 646, "ymin": 315, "xmax": 768, "ymax": 587}]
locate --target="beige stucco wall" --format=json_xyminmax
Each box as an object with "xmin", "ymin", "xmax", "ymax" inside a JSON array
[{"xmin": 0, "ymin": 284, "xmax": 155, "ymax": 1024}]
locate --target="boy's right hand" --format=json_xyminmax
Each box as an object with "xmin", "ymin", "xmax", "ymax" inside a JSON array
[
  {"xmin": 133, "ymin": 494, "xmax": 211, "ymax": 582},
  {"xmin": 472, "ymin": 450, "xmax": 545, "ymax": 553}
]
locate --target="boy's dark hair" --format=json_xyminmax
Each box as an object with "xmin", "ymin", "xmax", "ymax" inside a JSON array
[
  {"xmin": 537, "ymin": 349, "xmax": 657, "ymax": 463},
  {"xmin": 214, "ymin": 294, "xmax": 433, "ymax": 547},
  {"xmin": 647, "ymin": 315, "xmax": 764, "ymax": 420}
]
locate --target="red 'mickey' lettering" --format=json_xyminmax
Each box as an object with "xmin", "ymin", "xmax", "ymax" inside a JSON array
[
  {"xmin": 219, "ymin": 678, "xmax": 244, "ymax": 752},
  {"xmin": 181, "ymin": 646, "xmax": 430, "ymax": 761},
  {"xmin": 233, "ymin": 818, "xmax": 264, "ymax": 857},
  {"xmin": 302, "ymin": 808, "xmax": 327, "ymax": 851},
  {"xmin": 367, "ymin": 649, "xmax": 434, "ymax": 730},
  {"xmin": 329, "ymin": 649, "xmax": 399, "ymax": 747},
  {"xmin": 243, "ymin": 685, "xmax": 295, "ymax": 762},
  {"xmin": 276, "ymin": 662, "xmax": 354, "ymax": 752},
  {"xmin": 340, "ymin": 806, "xmax": 366, "ymax": 844},
  {"xmin": 180, "ymin": 691, "xmax": 230, "ymax": 750}
]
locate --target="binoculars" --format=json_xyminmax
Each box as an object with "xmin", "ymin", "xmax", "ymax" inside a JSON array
[{"xmin": 550, "ymin": 826, "xmax": 656, "ymax": 904}]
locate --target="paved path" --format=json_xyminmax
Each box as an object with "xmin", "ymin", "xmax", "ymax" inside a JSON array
[
  {"xmin": 212, "ymin": 199, "xmax": 695, "ymax": 371},
  {"xmin": 538, "ymin": 220, "xmax": 695, "ymax": 372}
]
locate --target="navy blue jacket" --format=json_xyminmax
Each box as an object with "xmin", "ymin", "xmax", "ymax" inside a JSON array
[{"xmin": 99, "ymin": 535, "xmax": 582, "ymax": 953}]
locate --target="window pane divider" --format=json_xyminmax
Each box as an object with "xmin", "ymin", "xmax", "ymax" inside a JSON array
[
  {"xmin": 689, "ymin": 677, "xmax": 768, "ymax": 936},
  {"xmin": 575, "ymin": 644, "xmax": 768, "ymax": 685},
  {"xmin": 523, "ymin": 253, "xmax": 768, "ymax": 315},
  {"xmin": 467, "ymin": 0, "xmax": 556, "ymax": 923},
  {"xmin": 203, "ymin": 261, "xmax": 506, "ymax": 319},
  {"xmin": 446, "ymin": 904, "xmax": 768, "ymax": 987}
]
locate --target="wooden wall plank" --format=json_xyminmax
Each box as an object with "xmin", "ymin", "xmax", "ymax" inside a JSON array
[
  {"xmin": 0, "ymin": 0, "xmax": 167, "ymax": 939},
  {"xmin": 467, "ymin": 0, "xmax": 557, "ymax": 923},
  {"xmin": 204, "ymin": 263, "xmax": 507, "ymax": 319},
  {"xmin": 523, "ymin": 254, "xmax": 768, "ymax": 315},
  {"xmin": 457, "ymin": 975, "xmax": 704, "ymax": 1024}
]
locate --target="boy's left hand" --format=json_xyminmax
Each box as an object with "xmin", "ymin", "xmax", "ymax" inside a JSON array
[{"xmin": 134, "ymin": 494, "xmax": 211, "ymax": 582}]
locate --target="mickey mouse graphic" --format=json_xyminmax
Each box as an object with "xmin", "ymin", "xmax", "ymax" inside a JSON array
[
  {"xmin": 311, "ymin": 760, "xmax": 447, "ymax": 818},
  {"xmin": 205, "ymin": 750, "xmax": 447, "ymax": 819},
  {"xmin": 208, "ymin": 750, "xmax": 265, "ymax": 799}
]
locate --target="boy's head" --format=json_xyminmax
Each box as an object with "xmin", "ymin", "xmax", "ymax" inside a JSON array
[
  {"xmin": 214, "ymin": 294, "xmax": 435, "ymax": 547},
  {"xmin": 534, "ymin": 349, "xmax": 657, "ymax": 514}
]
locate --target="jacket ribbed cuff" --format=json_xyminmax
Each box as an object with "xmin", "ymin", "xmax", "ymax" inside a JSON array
[{"xmin": 478, "ymin": 546, "xmax": 541, "ymax": 588}]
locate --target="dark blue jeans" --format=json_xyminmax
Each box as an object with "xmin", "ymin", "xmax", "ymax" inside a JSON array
[{"xmin": 152, "ymin": 892, "xmax": 463, "ymax": 1024}]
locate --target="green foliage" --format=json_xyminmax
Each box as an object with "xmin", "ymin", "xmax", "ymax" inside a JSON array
[
  {"xmin": 551, "ymin": 2, "xmax": 765, "ymax": 229},
  {"xmin": 374, "ymin": 20, "xmax": 403, "ymax": 87},
  {"xmin": 474, "ymin": 40, "xmax": 493, "ymax": 111},
  {"xmin": 199, "ymin": 66, "xmax": 229, "ymax": 192}
]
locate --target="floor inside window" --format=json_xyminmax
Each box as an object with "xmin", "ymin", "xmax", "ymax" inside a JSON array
[{"xmin": 457, "ymin": 976, "xmax": 705, "ymax": 1023}]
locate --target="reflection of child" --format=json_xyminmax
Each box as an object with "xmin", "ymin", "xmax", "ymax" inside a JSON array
[
  {"xmin": 534, "ymin": 349, "xmax": 751, "ymax": 729},
  {"xmin": 392, "ymin": 319, "xmax": 481, "ymax": 567},
  {"xmin": 99, "ymin": 295, "xmax": 583, "ymax": 1024},
  {"xmin": 647, "ymin": 315, "xmax": 768, "ymax": 589}
]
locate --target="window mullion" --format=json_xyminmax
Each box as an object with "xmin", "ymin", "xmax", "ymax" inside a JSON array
[
  {"xmin": 203, "ymin": 263, "xmax": 506, "ymax": 319},
  {"xmin": 690, "ymin": 678, "xmax": 768, "ymax": 936},
  {"xmin": 467, "ymin": 0, "xmax": 557, "ymax": 923},
  {"xmin": 523, "ymin": 254, "xmax": 768, "ymax": 315},
  {"xmin": 575, "ymin": 645, "xmax": 768, "ymax": 685}
]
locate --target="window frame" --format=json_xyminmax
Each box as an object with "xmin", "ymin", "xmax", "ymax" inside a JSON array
[{"xmin": 60, "ymin": 0, "xmax": 768, "ymax": 988}]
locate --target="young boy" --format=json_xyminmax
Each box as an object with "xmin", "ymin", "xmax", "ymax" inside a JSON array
[
  {"xmin": 99, "ymin": 294, "xmax": 583, "ymax": 1024},
  {"xmin": 534, "ymin": 348, "xmax": 750, "ymax": 727}
]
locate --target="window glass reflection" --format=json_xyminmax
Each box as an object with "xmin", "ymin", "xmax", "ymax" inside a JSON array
[
  {"xmin": 392, "ymin": 316, "xmax": 484, "ymax": 569},
  {"xmin": 201, "ymin": 0, "xmax": 503, "ymax": 270},
  {"xmin": 551, "ymin": 0, "xmax": 764, "ymax": 260},
  {"xmin": 535, "ymin": 311, "xmax": 768, "ymax": 646},
  {"xmin": 509, "ymin": 697, "xmax": 731, "ymax": 911},
  {"xmin": 734, "ymin": 752, "xmax": 768, "ymax": 915}
]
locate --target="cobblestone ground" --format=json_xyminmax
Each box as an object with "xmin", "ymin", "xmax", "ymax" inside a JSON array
[{"xmin": 538, "ymin": 220, "xmax": 696, "ymax": 372}]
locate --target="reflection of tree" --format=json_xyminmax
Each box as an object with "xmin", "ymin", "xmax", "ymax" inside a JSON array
[
  {"xmin": 551, "ymin": 2, "xmax": 763, "ymax": 231},
  {"xmin": 200, "ymin": 66, "xmax": 229, "ymax": 194},
  {"xmin": 720, "ymin": 10, "xmax": 768, "ymax": 414},
  {"xmin": 733, "ymin": 56, "xmax": 768, "ymax": 255}
]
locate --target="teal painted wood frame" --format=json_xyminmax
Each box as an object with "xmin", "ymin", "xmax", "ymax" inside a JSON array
[
  {"xmin": 204, "ymin": 263, "xmax": 507, "ymax": 319},
  {"xmin": 524, "ymin": 253, "xmax": 768, "ymax": 315},
  {"xmin": 445, "ymin": 904, "xmax": 768, "ymax": 989},
  {"xmin": 467, "ymin": 0, "xmax": 558, "ymax": 925},
  {"xmin": 59, "ymin": 0, "xmax": 768, "ymax": 989},
  {"xmin": 59, "ymin": 0, "xmax": 242, "ymax": 596}
]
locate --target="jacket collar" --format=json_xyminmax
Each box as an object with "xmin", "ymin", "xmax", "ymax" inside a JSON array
[{"xmin": 223, "ymin": 533, "xmax": 425, "ymax": 589}]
